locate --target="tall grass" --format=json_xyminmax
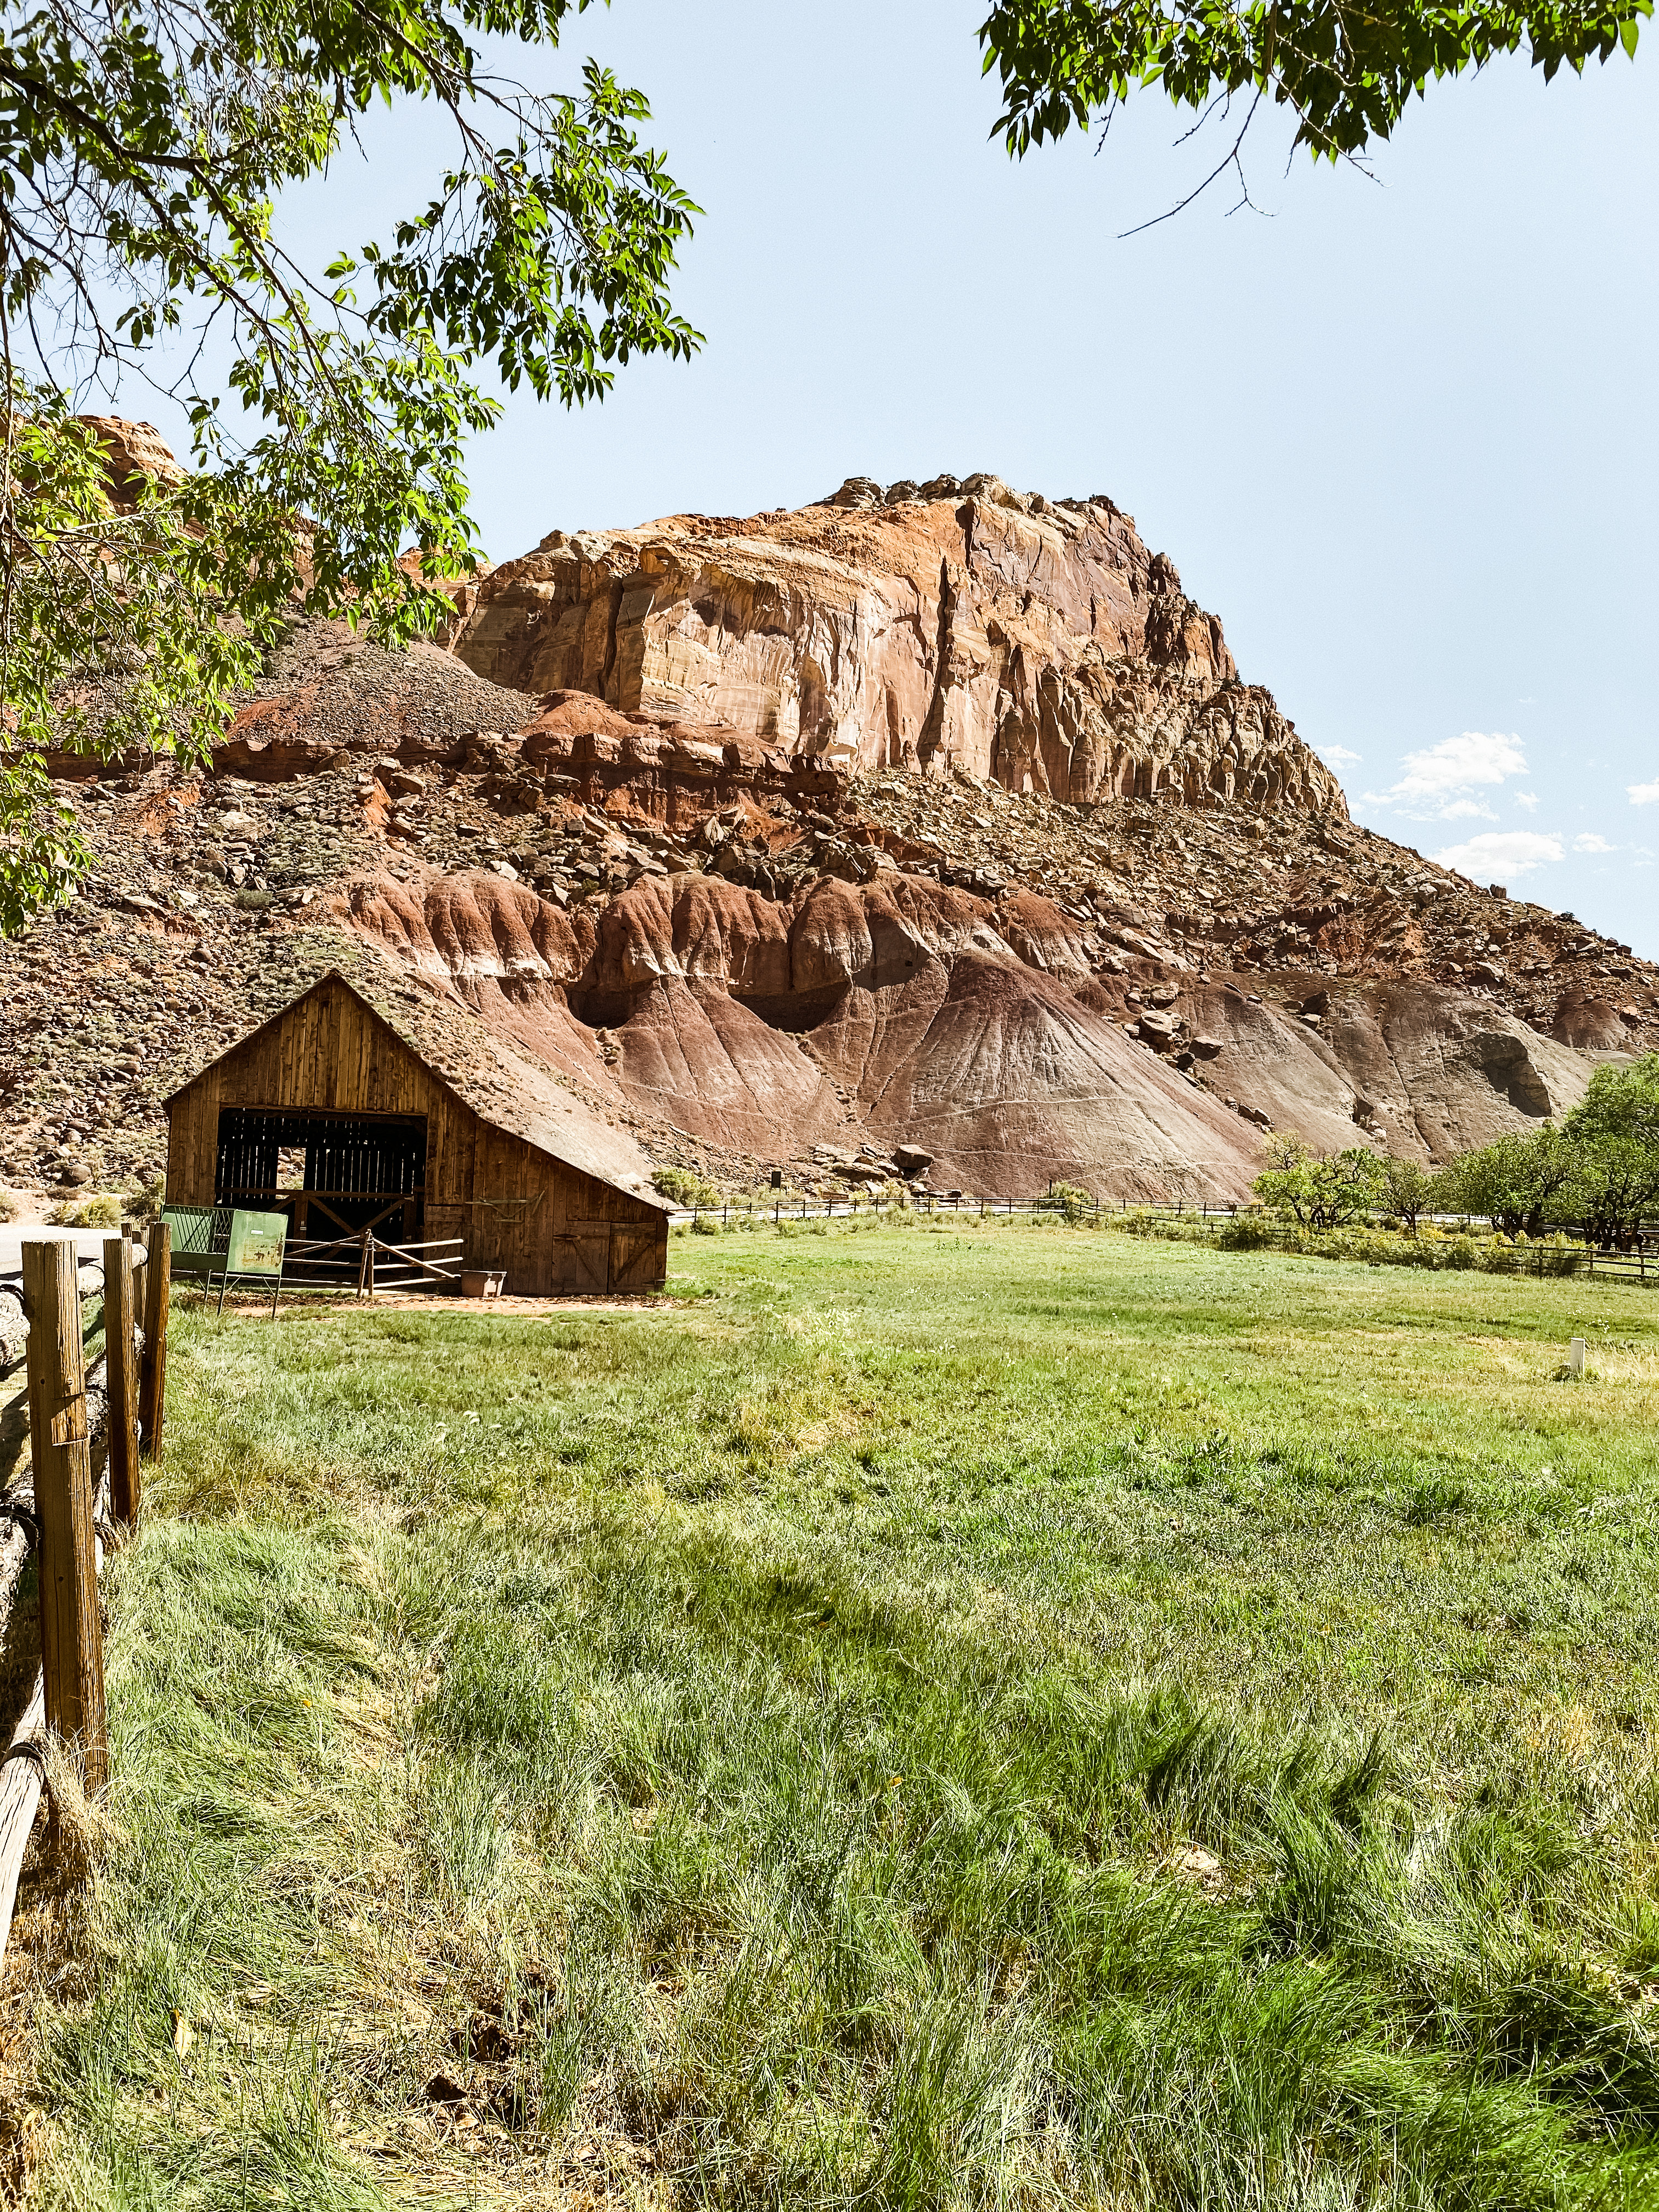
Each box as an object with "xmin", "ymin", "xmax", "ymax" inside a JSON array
[{"xmin": 14, "ymin": 1223, "xmax": 1659, "ymax": 2208}]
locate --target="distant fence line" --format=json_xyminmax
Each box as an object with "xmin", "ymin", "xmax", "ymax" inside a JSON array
[{"xmin": 676, "ymin": 1190, "xmax": 1655, "ymax": 1283}]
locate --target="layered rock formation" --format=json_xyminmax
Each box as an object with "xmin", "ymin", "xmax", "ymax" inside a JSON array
[
  {"xmin": 7, "ymin": 470, "xmax": 1656, "ymax": 1214},
  {"xmin": 326, "ymin": 859, "xmax": 1604, "ymax": 1197},
  {"xmin": 454, "ymin": 473, "xmax": 1342, "ymax": 815}
]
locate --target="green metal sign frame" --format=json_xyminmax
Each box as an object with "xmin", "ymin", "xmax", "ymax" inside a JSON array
[
  {"xmin": 216, "ymin": 1208, "xmax": 288, "ymax": 1316},
  {"xmin": 227, "ymin": 1210, "xmax": 287, "ymax": 1276}
]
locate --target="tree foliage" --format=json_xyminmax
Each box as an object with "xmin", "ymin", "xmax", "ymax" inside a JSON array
[
  {"xmin": 1442, "ymin": 1126, "xmax": 1583, "ymax": 1237},
  {"xmin": 1564, "ymin": 1052, "xmax": 1659, "ymax": 1151},
  {"xmin": 979, "ymin": 0, "xmax": 1649, "ymax": 179},
  {"xmin": 0, "ymin": 391, "xmax": 273, "ymax": 926},
  {"xmin": 1560, "ymin": 1054, "xmax": 1659, "ymax": 1243},
  {"xmin": 1254, "ymin": 1133, "xmax": 1387, "ymax": 1228},
  {"xmin": 1378, "ymin": 1154, "xmax": 1440, "ymax": 1234},
  {"xmin": 0, "ymin": 0, "xmax": 698, "ymax": 930},
  {"xmin": 1257, "ymin": 1058, "xmax": 1659, "ymax": 1250}
]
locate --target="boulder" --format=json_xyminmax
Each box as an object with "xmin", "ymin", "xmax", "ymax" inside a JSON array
[{"xmin": 1550, "ymin": 992, "xmax": 1630, "ymax": 1051}]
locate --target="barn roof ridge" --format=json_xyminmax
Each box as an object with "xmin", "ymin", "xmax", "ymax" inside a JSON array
[{"xmin": 165, "ymin": 966, "xmax": 669, "ymax": 1212}]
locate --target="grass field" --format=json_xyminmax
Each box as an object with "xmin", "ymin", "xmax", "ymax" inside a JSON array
[{"xmin": 13, "ymin": 1217, "xmax": 1659, "ymax": 2209}]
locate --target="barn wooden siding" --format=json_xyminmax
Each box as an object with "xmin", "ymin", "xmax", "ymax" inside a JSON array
[{"xmin": 165, "ymin": 979, "xmax": 667, "ymax": 1294}]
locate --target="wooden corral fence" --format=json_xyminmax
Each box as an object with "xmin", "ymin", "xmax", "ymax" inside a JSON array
[
  {"xmin": 162, "ymin": 1203, "xmax": 467, "ymax": 1302},
  {"xmin": 280, "ymin": 1232, "xmax": 465, "ymax": 1298},
  {"xmin": 0, "ymin": 1227, "xmax": 171, "ymax": 1967}
]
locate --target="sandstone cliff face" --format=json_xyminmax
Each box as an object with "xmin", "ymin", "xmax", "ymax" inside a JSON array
[
  {"xmin": 13, "ymin": 465, "xmax": 1657, "ymax": 1213},
  {"xmin": 454, "ymin": 473, "xmax": 1343, "ymax": 817},
  {"xmin": 77, "ymin": 415, "xmax": 187, "ymax": 507}
]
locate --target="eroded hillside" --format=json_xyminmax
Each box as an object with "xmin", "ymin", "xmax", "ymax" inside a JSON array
[{"xmin": 3, "ymin": 463, "xmax": 1655, "ymax": 1206}]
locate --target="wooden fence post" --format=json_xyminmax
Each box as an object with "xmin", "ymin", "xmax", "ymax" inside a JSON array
[
  {"xmin": 138, "ymin": 1221, "xmax": 172, "ymax": 1464},
  {"xmin": 21, "ymin": 1240, "xmax": 108, "ymax": 1797},
  {"xmin": 103, "ymin": 1236, "xmax": 142, "ymax": 1526}
]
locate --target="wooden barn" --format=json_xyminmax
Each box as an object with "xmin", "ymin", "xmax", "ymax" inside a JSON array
[{"xmin": 163, "ymin": 970, "xmax": 669, "ymax": 1294}]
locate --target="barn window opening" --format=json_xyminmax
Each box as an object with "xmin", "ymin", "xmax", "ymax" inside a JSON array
[{"xmin": 214, "ymin": 1107, "xmax": 427, "ymax": 1244}]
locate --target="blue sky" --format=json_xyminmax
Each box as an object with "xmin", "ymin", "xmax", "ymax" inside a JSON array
[{"xmin": 137, "ymin": 1, "xmax": 1659, "ymax": 953}]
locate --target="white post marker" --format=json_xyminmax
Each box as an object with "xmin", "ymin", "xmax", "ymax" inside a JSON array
[{"xmin": 1568, "ymin": 1337, "xmax": 1586, "ymax": 1379}]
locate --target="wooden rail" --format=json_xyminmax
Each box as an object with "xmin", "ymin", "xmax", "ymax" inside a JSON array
[
  {"xmin": 275, "ymin": 1233, "xmax": 466, "ymax": 1297},
  {"xmin": 0, "ymin": 1231, "xmax": 168, "ymax": 1970}
]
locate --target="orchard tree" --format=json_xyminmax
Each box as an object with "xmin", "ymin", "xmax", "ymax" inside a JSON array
[
  {"xmin": 1378, "ymin": 1154, "xmax": 1440, "ymax": 1235},
  {"xmin": 0, "ymin": 0, "xmax": 698, "ymax": 930},
  {"xmin": 1561, "ymin": 1055, "xmax": 1659, "ymax": 1243},
  {"xmin": 1253, "ymin": 1133, "xmax": 1386, "ymax": 1228},
  {"xmin": 1563, "ymin": 1053, "xmax": 1659, "ymax": 1151},
  {"xmin": 1442, "ymin": 1127, "xmax": 1580, "ymax": 1236}
]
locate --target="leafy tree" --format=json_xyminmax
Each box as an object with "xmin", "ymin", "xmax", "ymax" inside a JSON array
[
  {"xmin": 1568, "ymin": 1136, "xmax": 1659, "ymax": 1247},
  {"xmin": 1254, "ymin": 1133, "xmax": 1386, "ymax": 1229},
  {"xmin": 1442, "ymin": 1126, "xmax": 1580, "ymax": 1236},
  {"xmin": 1378, "ymin": 1154, "xmax": 1440, "ymax": 1235},
  {"xmin": 978, "ymin": 0, "xmax": 1648, "ymax": 189},
  {"xmin": 1, "ymin": 0, "xmax": 698, "ymax": 930},
  {"xmin": 1562, "ymin": 1054, "xmax": 1659, "ymax": 1152},
  {"xmin": 1560, "ymin": 1056, "xmax": 1659, "ymax": 1243}
]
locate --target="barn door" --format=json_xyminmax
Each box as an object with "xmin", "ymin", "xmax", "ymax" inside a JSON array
[
  {"xmin": 609, "ymin": 1222, "xmax": 663, "ymax": 1293},
  {"xmin": 564, "ymin": 1220, "xmax": 612, "ymax": 1292}
]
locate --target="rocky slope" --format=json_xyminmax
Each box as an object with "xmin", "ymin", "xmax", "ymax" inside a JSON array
[{"xmin": 3, "ymin": 464, "xmax": 1655, "ymax": 1211}]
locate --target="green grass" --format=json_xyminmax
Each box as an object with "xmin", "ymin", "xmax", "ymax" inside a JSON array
[{"xmin": 20, "ymin": 1219, "xmax": 1659, "ymax": 2209}]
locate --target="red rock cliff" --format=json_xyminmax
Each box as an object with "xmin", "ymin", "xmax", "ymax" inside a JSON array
[{"xmin": 454, "ymin": 472, "xmax": 1344, "ymax": 818}]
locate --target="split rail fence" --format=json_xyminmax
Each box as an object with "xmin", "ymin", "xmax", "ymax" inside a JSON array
[{"xmin": 0, "ymin": 1226, "xmax": 171, "ymax": 1968}]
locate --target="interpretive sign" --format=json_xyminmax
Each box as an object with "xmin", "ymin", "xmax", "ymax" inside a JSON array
[{"xmin": 227, "ymin": 1210, "xmax": 287, "ymax": 1277}]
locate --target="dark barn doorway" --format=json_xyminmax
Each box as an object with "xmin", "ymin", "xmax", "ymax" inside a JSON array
[{"xmin": 214, "ymin": 1107, "xmax": 428, "ymax": 1249}]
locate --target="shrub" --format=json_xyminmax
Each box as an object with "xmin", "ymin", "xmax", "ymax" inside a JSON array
[
  {"xmin": 49, "ymin": 1192, "xmax": 123, "ymax": 1228},
  {"xmin": 652, "ymin": 1166, "xmax": 720, "ymax": 1209},
  {"xmin": 0, "ymin": 1189, "xmax": 19, "ymax": 1224},
  {"xmin": 1218, "ymin": 1213, "xmax": 1275, "ymax": 1250},
  {"xmin": 1111, "ymin": 1209, "xmax": 1214, "ymax": 1245},
  {"xmin": 690, "ymin": 1214, "xmax": 720, "ymax": 1236},
  {"xmin": 126, "ymin": 1173, "xmax": 165, "ymax": 1222},
  {"xmin": 1046, "ymin": 1181, "xmax": 1097, "ymax": 1223}
]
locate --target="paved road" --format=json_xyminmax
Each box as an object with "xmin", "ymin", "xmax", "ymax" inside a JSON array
[{"xmin": 0, "ymin": 1225, "xmax": 124, "ymax": 1278}]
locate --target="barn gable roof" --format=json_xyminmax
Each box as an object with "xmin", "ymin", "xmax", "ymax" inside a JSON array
[{"xmin": 165, "ymin": 969, "xmax": 670, "ymax": 1213}]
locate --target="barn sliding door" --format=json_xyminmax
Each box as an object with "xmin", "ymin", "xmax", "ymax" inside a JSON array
[{"xmin": 610, "ymin": 1222, "xmax": 664, "ymax": 1293}]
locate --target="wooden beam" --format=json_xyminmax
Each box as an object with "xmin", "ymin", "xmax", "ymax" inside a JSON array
[
  {"xmin": 102, "ymin": 1237, "xmax": 142, "ymax": 1525},
  {"xmin": 21, "ymin": 1240, "xmax": 108, "ymax": 1796},
  {"xmin": 138, "ymin": 1221, "xmax": 172, "ymax": 1464},
  {"xmin": 0, "ymin": 1677, "xmax": 46, "ymax": 1970}
]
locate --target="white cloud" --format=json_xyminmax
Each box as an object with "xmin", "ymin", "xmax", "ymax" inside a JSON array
[
  {"xmin": 1364, "ymin": 731, "xmax": 1528, "ymax": 819},
  {"xmin": 1437, "ymin": 798, "xmax": 1497, "ymax": 821},
  {"xmin": 1514, "ymin": 791, "xmax": 1539, "ymax": 812},
  {"xmin": 1572, "ymin": 833, "xmax": 1615, "ymax": 854},
  {"xmin": 1631, "ymin": 778, "xmax": 1659, "ymax": 806},
  {"xmin": 1317, "ymin": 743, "xmax": 1362, "ymax": 766},
  {"xmin": 1431, "ymin": 830, "xmax": 1564, "ymax": 880}
]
